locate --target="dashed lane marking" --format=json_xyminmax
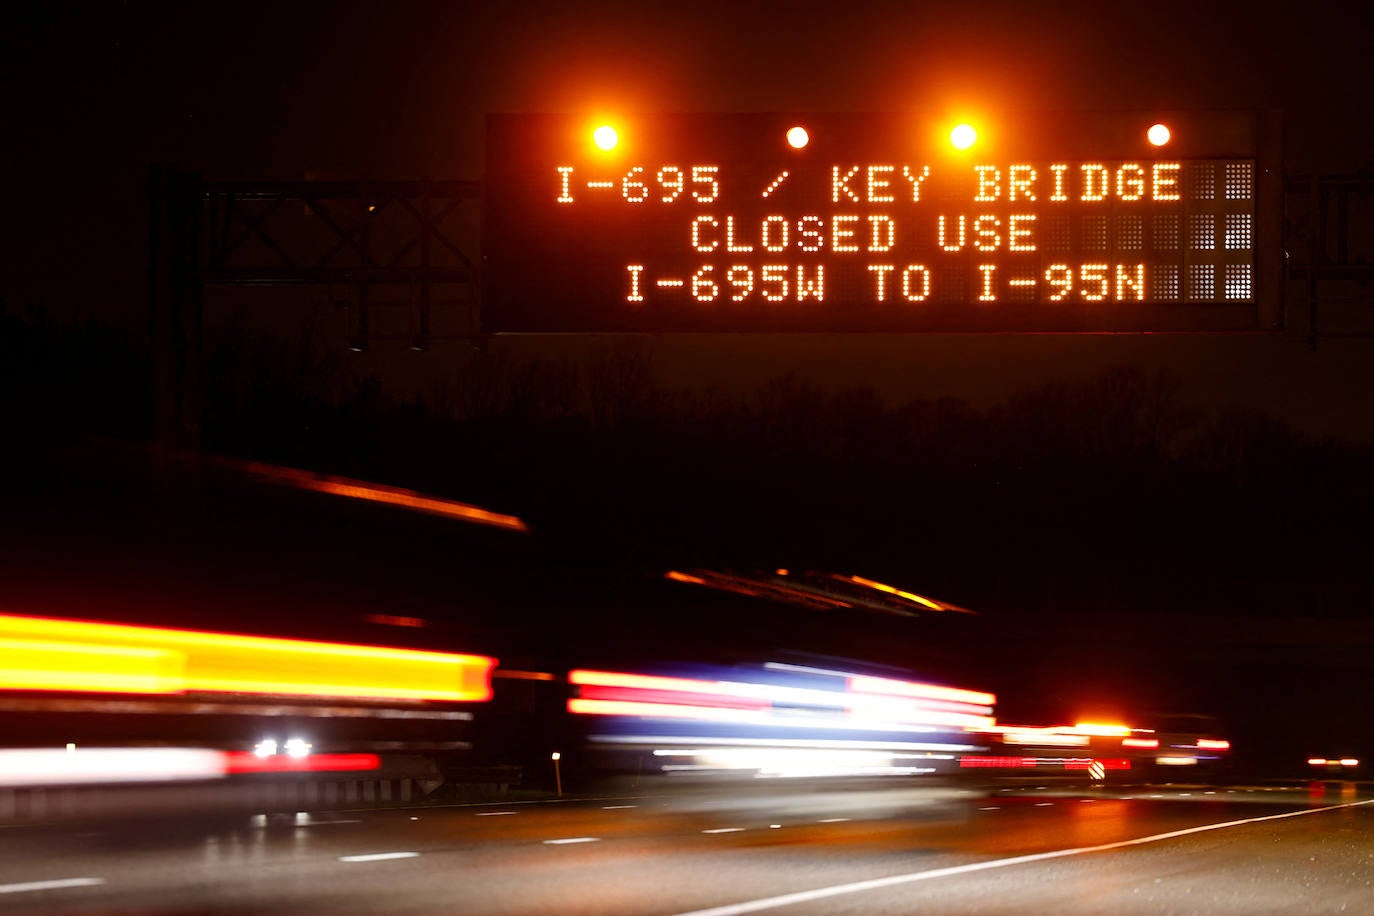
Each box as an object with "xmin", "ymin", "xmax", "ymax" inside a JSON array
[{"xmin": 0, "ymin": 878, "xmax": 105, "ymax": 894}]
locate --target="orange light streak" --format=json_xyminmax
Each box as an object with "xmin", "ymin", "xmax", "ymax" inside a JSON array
[
  {"xmin": 224, "ymin": 459, "xmax": 528, "ymax": 533},
  {"xmin": 364, "ymin": 614, "xmax": 428, "ymax": 628},
  {"xmin": 492, "ymin": 669, "xmax": 556, "ymax": 682},
  {"xmin": 308, "ymin": 480, "xmax": 527, "ymax": 532},
  {"xmin": 844, "ymin": 575, "xmax": 946, "ymax": 611}
]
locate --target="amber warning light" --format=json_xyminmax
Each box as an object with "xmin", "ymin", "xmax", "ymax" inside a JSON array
[
  {"xmin": 592, "ymin": 125, "xmax": 619, "ymax": 151},
  {"xmin": 484, "ymin": 111, "xmax": 1278, "ymax": 333}
]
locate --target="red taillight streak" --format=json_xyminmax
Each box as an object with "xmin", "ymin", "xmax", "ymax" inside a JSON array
[
  {"xmin": 576, "ymin": 684, "xmax": 770, "ymax": 711},
  {"xmin": 223, "ymin": 753, "xmax": 380, "ymax": 774},
  {"xmin": 1065, "ymin": 758, "xmax": 1131, "ymax": 770},
  {"xmin": 959, "ymin": 756, "xmax": 1131, "ymax": 770},
  {"xmin": 959, "ymin": 756, "xmax": 1039, "ymax": 768}
]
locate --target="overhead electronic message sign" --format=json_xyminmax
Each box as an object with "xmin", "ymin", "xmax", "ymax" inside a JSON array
[{"xmin": 483, "ymin": 112, "xmax": 1280, "ymax": 332}]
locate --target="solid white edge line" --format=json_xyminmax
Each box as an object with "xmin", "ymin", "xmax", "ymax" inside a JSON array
[
  {"xmin": 0, "ymin": 878, "xmax": 105, "ymax": 894},
  {"xmin": 338, "ymin": 852, "xmax": 420, "ymax": 863},
  {"xmin": 702, "ymin": 828, "xmax": 746, "ymax": 834},
  {"xmin": 475, "ymin": 811, "xmax": 517, "ymax": 816},
  {"xmin": 543, "ymin": 837, "xmax": 600, "ymax": 845},
  {"xmin": 671, "ymin": 799, "xmax": 1374, "ymax": 916}
]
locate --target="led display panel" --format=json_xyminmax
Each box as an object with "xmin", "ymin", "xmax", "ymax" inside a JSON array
[{"xmin": 483, "ymin": 112, "xmax": 1280, "ymax": 332}]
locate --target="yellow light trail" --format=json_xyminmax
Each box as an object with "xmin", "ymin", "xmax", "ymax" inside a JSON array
[{"xmin": 0, "ymin": 614, "xmax": 494, "ymax": 702}]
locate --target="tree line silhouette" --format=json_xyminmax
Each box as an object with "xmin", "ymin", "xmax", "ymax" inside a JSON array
[{"xmin": 5, "ymin": 306, "xmax": 1371, "ymax": 622}]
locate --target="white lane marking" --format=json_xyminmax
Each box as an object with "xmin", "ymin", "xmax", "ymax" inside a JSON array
[
  {"xmin": 670, "ymin": 799, "xmax": 1374, "ymax": 916},
  {"xmin": 817, "ymin": 818, "xmax": 850, "ymax": 823},
  {"xmin": 978, "ymin": 807, "xmax": 1000, "ymax": 811},
  {"xmin": 543, "ymin": 837, "xmax": 600, "ymax": 845},
  {"xmin": 338, "ymin": 852, "xmax": 420, "ymax": 863},
  {"xmin": 475, "ymin": 811, "xmax": 517, "ymax": 816},
  {"xmin": 0, "ymin": 878, "xmax": 104, "ymax": 894},
  {"xmin": 603, "ymin": 805, "xmax": 638, "ymax": 809},
  {"xmin": 1035, "ymin": 802, "xmax": 1054, "ymax": 807},
  {"xmin": 703, "ymin": 828, "xmax": 746, "ymax": 834}
]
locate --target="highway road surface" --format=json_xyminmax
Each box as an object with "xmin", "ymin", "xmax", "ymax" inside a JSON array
[{"xmin": 0, "ymin": 782, "xmax": 1370, "ymax": 913}]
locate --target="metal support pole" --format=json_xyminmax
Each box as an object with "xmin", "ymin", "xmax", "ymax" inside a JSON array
[
  {"xmin": 415, "ymin": 182, "xmax": 432, "ymax": 350},
  {"xmin": 148, "ymin": 165, "xmax": 204, "ymax": 452},
  {"xmin": 352, "ymin": 182, "xmax": 371, "ymax": 352}
]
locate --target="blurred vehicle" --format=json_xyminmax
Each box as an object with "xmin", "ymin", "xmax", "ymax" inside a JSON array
[
  {"xmin": 1307, "ymin": 756, "xmax": 1360, "ymax": 772},
  {"xmin": 567, "ymin": 660, "xmax": 993, "ymax": 781},
  {"xmin": 1136, "ymin": 713, "xmax": 1232, "ymax": 778},
  {"xmin": 970, "ymin": 713, "xmax": 1232, "ymax": 785}
]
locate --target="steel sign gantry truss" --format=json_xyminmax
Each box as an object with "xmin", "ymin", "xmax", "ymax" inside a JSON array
[
  {"xmin": 149, "ymin": 166, "xmax": 482, "ymax": 445},
  {"xmin": 1283, "ymin": 173, "xmax": 1374, "ymax": 346}
]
